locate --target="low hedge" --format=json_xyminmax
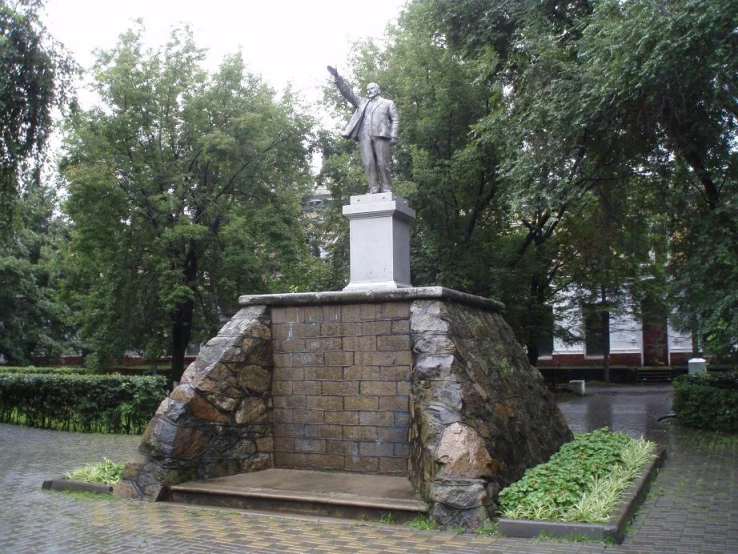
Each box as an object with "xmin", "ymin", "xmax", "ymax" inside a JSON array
[
  {"xmin": 0, "ymin": 366, "xmax": 89, "ymax": 375},
  {"xmin": 673, "ymin": 372, "xmax": 738, "ymax": 432},
  {"xmin": 0, "ymin": 373, "xmax": 167, "ymax": 434}
]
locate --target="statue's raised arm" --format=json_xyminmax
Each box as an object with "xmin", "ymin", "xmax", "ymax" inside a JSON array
[{"xmin": 327, "ymin": 66, "xmax": 399, "ymax": 194}]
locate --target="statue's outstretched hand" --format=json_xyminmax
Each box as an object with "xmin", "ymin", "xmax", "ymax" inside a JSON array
[{"xmin": 327, "ymin": 65, "xmax": 339, "ymax": 78}]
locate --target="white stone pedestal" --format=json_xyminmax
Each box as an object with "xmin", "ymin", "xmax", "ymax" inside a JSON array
[{"xmin": 342, "ymin": 193, "xmax": 416, "ymax": 291}]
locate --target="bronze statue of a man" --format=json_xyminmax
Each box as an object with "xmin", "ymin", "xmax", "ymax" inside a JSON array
[{"xmin": 328, "ymin": 66, "xmax": 399, "ymax": 194}]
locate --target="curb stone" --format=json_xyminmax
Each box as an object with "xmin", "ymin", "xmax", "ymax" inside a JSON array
[
  {"xmin": 498, "ymin": 447, "xmax": 667, "ymax": 544},
  {"xmin": 42, "ymin": 476, "xmax": 114, "ymax": 495}
]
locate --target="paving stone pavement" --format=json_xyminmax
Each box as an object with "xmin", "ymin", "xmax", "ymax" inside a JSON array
[{"xmin": 1, "ymin": 385, "xmax": 736, "ymax": 553}]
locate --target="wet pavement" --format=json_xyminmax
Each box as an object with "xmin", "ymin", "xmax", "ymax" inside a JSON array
[{"xmin": 1, "ymin": 384, "xmax": 736, "ymax": 553}]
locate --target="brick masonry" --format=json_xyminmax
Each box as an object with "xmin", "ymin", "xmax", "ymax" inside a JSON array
[{"xmin": 271, "ymin": 302, "xmax": 412, "ymax": 475}]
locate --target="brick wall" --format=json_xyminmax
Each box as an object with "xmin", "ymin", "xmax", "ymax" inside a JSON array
[{"xmin": 271, "ymin": 302, "xmax": 412, "ymax": 475}]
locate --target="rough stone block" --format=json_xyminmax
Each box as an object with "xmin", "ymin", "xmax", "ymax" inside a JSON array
[
  {"xmin": 377, "ymin": 335, "xmax": 410, "ymax": 351},
  {"xmin": 273, "ymin": 367, "xmax": 304, "ymax": 381},
  {"xmin": 324, "ymin": 411, "xmax": 360, "ymax": 425},
  {"xmin": 305, "ymin": 337, "xmax": 342, "ymax": 352},
  {"xmin": 379, "ymin": 395, "xmax": 409, "ymax": 411},
  {"xmin": 304, "ymin": 424, "xmax": 343, "ymax": 439},
  {"xmin": 359, "ymin": 411, "xmax": 394, "ymax": 426},
  {"xmin": 343, "ymin": 426, "xmax": 378, "ymax": 441},
  {"xmin": 321, "ymin": 322, "xmax": 362, "ymax": 337},
  {"xmin": 237, "ymin": 365, "xmax": 272, "ymax": 395},
  {"xmin": 344, "ymin": 395, "xmax": 379, "ymax": 411},
  {"xmin": 360, "ymin": 303, "xmax": 378, "ymax": 320},
  {"xmin": 377, "ymin": 302, "xmax": 411, "ymax": 320},
  {"xmin": 378, "ymin": 427, "xmax": 409, "ymax": 442},
  {"xmin": 362, "ymin": 320, "xmax": 393, "ymax": 336},
  {"xmin": 234, "ymin": 398, "xmax": 267, "ymax": 425},
  {"xmin": 344, "ymin": 365, "xmax": 380, "ymax": 380},
  {"xmin": 292, "ymin": 352, "xmax": 324, "ymax": 366},
  {"xmin": 341, "ymin": 304, "xmax": 363, "ymax": 322},
  {"xmin": 292, "ymin": 380, "xmax": 322, "ymax": 395},
  {"xmin": 380, "ymin": 366, "xmax": 411, "ymax": 381},
  {"xmin": 273, "ymin": 338, "xmax": 306, "ymax": 353},
  {"xmin": 326, "ymin": 440, "xmax": 359, "ymax": 456},
  {"xmin": 379, "ymin": 457, "xmax": 408, "ymax": 475},
  {"xmin": 324, "ymin": 351, "xmax": 355, "ymax": 367},
  {"xmin": 322, "ymin": 305, "xmax": 341, "ymax": 323},
  {"xmin": 289, "ymin": 409, "xmax": 325, "ymax": 424},
  {"xmin": 345, "ymin": 456, "xmax": 380, "ymax": 473},
  {"xmin": 293, "ymin": 323, "xmax": 321, "ymax": 338},
  {"xmin": 360, "ymin": 381, "xmax": 397, "ymax": 396},
  {"xmin": 354, "ymin": 351, "xmax": 396, "ymax": 366},
  {"xmin": 273, "ymin": 395, "xmax": 306, "ymax": 409},
  {"xmin": 306, "ymin": 395, "xmax": 343, "ymax": 410},
  {"xmin": 322, "ymin": 380, "xmax": 359, "ymax": 396},
  {"xmin": 294, "ymin": 438, "xmax": 327, "ymax": 454},
  {"xmin": 302, "ymin": 306, "xmax": 325, "ymax": 323},
  {"xmin": 273, "ymin": 437, "xmax": 295, "ymax": 452},
  {"xmin": 271, "ymin": 380, "xmax": 292, "ymax": 395},
  {"xmin": 304, "ymin": 367, "xmax": 343, "ymax": 381},
  {"xmin": 392, "ymin": 319, "xmax": 411, "ymax": 334},
  {"xmin": 359, "ymin": 441, "xmax": 395, "ymax": 457}
]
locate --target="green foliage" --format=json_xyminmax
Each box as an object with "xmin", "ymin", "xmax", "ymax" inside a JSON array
[
  {"xmin": 0, "ymin": 178, "xmax": 71, "ymax": 365},
  {"xmin": 0, "ymin": 366, "xmax": 87, "ymax": 375},
  {"xmin": 59, "ymin": 24, "xmax": 315, "ymax": 381},
  {"xmin": 673, "ymin": 372, "xmax": 738, "ymax": 432},
  {"xmin": 0, "ymin": 0, "xmax": 75, "ymax": 232},
  {"xmin": 0, "ymin": 373, "xmax": 166, "ymax": 433},
  {"xmin": 65, "ymin": 458, "xmax": 124, "ymax": 486},
  {"xmin": 498, "ymin": 429, "xmax": 656, "ymax": 523},
  {"xmin": 405, "ymin": 514, "xmax": 440, "ymax": 531}
]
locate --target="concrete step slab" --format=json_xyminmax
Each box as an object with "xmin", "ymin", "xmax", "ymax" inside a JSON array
[{"xmin": 165, "ymin": 468, "xmax": 428, "ymax": 523}]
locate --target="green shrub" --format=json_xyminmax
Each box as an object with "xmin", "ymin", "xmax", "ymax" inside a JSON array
[
  {"xmin": 0, "ymin": 366, "xmax": 88, "ymax": 375},
  {"xmin": 0, "ymin": 373, "xmax": 167, "ymax": 434},
  {"xmin": 498, "ymin": 429, "xmax": 656, "ymax": 523},
  {"xmin": 673, "ymin": 372, "xmax": 738, "ymax": 432}
]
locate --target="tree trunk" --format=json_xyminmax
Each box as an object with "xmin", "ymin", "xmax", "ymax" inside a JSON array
[
  {"xmin": 601, "ymin": 290, "xmax": 611, "ymax": 383},
  {"xmin": 527, "ymin": 342, "xmax": 539, "ymax": 367},
  {"xmin": 170, "ymin": 297, "xmax": 194, "ymax": 386},
  {"xmin": 169, "ymin": 241, "xmax": 199, "ymax": 386}
]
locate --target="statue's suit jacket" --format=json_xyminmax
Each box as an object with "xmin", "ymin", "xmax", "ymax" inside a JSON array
[{"xmin": 335, "ymin": 76, "xmax": 399, "ymax": 142}]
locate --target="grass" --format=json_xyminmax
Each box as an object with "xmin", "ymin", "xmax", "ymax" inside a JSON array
[
  {"xmin": 405, "ymin": 515, "xmax": 440, "ymax": 531},
  {"xmin": 65, "ymin": 458, "xmax": 124, "ymax": 486}
]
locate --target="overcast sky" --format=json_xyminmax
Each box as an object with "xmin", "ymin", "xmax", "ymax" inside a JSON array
[{"xmin": 42, "ymin": 0, "xmax": 406, "ymax": 107}]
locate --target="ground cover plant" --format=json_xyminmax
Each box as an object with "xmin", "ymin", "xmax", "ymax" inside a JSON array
[
  {"xmin": 498, "ymin": 428, "xmax": 656, "ymax": 523},
  {"xmin": 65, "ymin": 458, "xmax": 124, "ymax": 486}
]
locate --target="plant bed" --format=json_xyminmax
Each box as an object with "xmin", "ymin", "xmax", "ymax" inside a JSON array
[
  {"xmin": 42, "ymin": 458, "xmax": 124, "ymax": 496},
  {"xmin": 498, "ymin": 448, "xmax": 665, "ymax": 543},
  {"xmin": 496, "ymin": 429, "xmax": 665, "ymax": 544}
]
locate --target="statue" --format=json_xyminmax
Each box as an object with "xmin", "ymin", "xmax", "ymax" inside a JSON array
[{"xmin": 327, "ymin": 66, "xmax": 399, "ymax": 194}]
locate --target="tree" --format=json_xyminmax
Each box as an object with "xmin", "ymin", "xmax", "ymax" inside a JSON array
[
  {"xmin": 60, "ymin": 25, "xmax": 315, "ymax": 381},
  {"xmin": 323, "ymin": 1, "xmax": 592, "ymax": 364},
  {"xmin": 0, "ymin": 174, "xmax": 69, "ymax": 364},
  {"xmin": 0, "ymin": 0, "xmax": 74, "ymax": 233}
]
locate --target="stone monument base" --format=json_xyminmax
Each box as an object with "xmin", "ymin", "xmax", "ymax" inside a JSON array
[
  {"xmin": 342, "ymin": 193, "xmax": 415, "ymax": 290},
  {"xmin": 115, "ymin": 287, "xmax": 572, "ymax": 530}
]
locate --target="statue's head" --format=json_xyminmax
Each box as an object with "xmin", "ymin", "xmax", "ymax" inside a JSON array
[{"xmin": 367, "ymin": 83, "xmax": 381, "ymax": 99}]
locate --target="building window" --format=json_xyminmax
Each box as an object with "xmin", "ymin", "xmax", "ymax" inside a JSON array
[{"xmin": 583, "ymin": 304, "xmax": 609, "ymax": 356}]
